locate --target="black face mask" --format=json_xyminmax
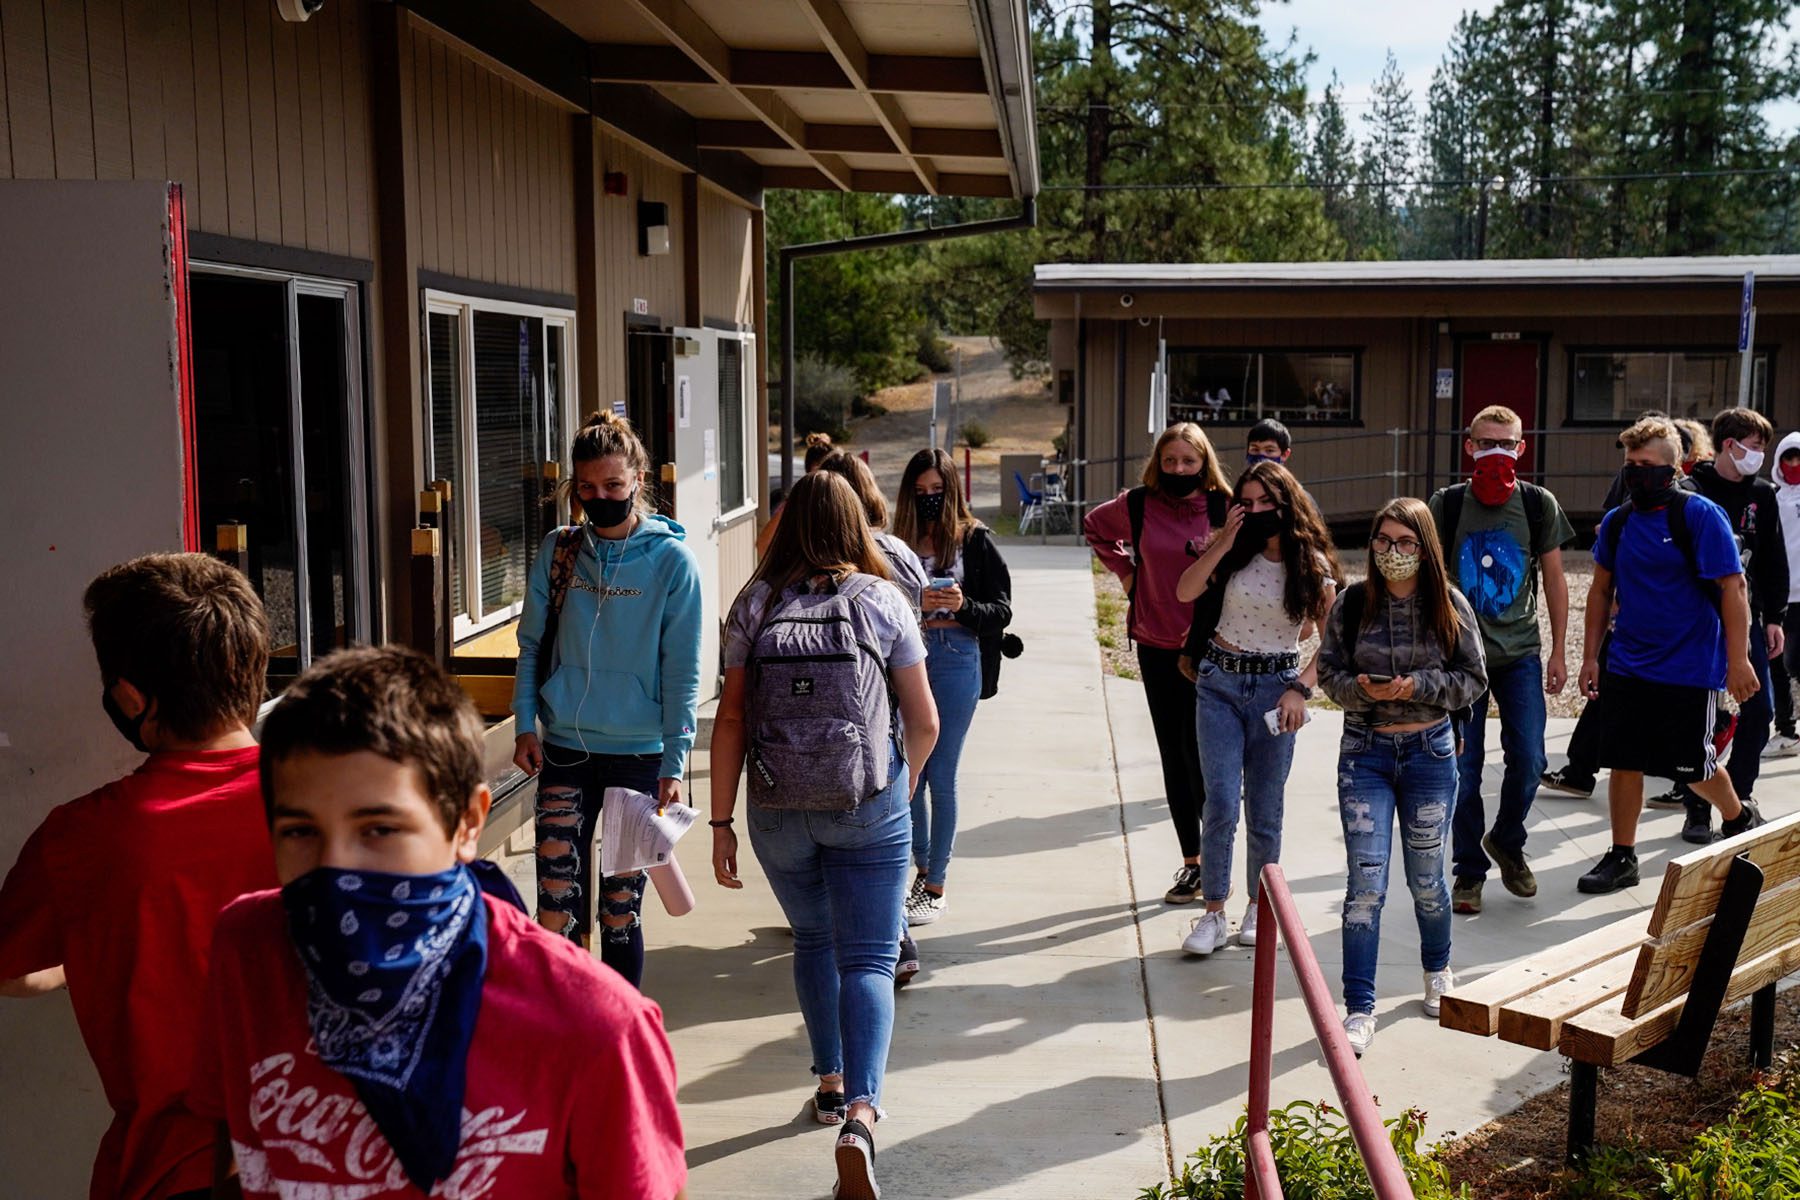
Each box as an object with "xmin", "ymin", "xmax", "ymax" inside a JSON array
[
  {"xmin": 1159, "ymin": 471, "xmax": 1203, "ymax": 498},
  {"xmin": 1622, "ymin": 464, "xmax": 1679, "ymax": 509},
  {"xmin": 582, "ymin": 490, "xmax": 636, "ymax": 530},
  {"xmin": 1240, "ymin": 509, "xmax": 1285, "ymax": 546},
  {"xmin": 915, "ymin": 492, "xmax": 947, "ymax": 524},
  {"xmin": 102, "ymin": 687, "xmax": 151, "ymax": 753}
]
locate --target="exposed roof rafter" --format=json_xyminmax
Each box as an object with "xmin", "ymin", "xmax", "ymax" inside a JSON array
[{"xmin": 794, "ymin": 0, "xmax": 936, "ymax": 194}]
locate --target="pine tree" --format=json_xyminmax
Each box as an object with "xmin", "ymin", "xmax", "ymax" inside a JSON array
[
  {"xmin": 1307, "ymin": 74, "xmax": 1365, "ymax": 257},
  {"xmin": 1357, "ymin": 51, "xmax": 1416, "ymax": 258}
]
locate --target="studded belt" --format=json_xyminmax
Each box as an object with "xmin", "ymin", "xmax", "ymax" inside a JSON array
[{"xmin": 1203, "ymin": 643, "xmax": 1299, "ymax": 675}]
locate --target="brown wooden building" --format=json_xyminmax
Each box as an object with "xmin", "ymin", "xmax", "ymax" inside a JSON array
[
  {"xmin": 1036, "ymin": 257, "xmax": 1800, "ymax": 526},
  {"xmin": 0, "ymin": 0, "xmax": 1036, "ymax": 1188}
]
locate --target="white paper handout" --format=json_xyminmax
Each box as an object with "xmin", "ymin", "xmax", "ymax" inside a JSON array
[{"xmin": 599, "ymin": 787, "xmax": 699, "ymax": 876}]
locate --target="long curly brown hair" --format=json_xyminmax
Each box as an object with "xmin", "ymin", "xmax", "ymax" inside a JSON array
[{"xmin": 1216, "ymin": 461, "xmax": 1341, "ymax": 624}]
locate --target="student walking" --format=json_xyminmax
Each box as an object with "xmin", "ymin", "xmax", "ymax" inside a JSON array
[
  {"xmin": 709, "ymin": 471, "xmax": 940, "ymax": 1200},
  {"xmin": 1429, "ymin": 405, "xmax": 1575, "ymax": 914},
  {"xmin": 1318, "ymin": 499, "xmax": 1488, "ymax": 1057},
  {"xmin": 1085, "ymin": 423, "xmax": 1231, "ymax": 902},
  {"xmin": 195, "ymin": 647, "xmax": 687, "ymax": 1200},
  {"xmin": 512, "ymin": 410, "xmax": 703, "ymax": 988},
  {"xmin": 816, "ymin": 449, "xmax": 930, "ymax": 985},
  {"xmin": 1768, "ymin": 431, "xmax": 1800, "ymax": 756},
  {"xmin": 1173, "ymin": 461, "xmax": 1339, "ymax": 954},
  {"xmin": 895, "ymin": 447, "xmax": 1013, "ymax": 925},
  {"xmin": 1577, "ymin": 418, "xmax": 1764, "ymax": 895},
  {"xmin": 0, "ymin": 554, "xmax": 275, "ymax": 1200},
  {"xmin": 1649, "ymin": 407, "xmax": 1790, "ymax": 842},
  {"xmin": 758, "ymin": 431, "xmax": 840, "ymax": 557}
]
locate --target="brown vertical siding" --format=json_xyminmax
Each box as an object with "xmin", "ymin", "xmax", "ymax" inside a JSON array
[
  {"xmin": 0, "ymin": 0, "xmax": 373, "ymax": 257},
  {"xmin": 580, "ymin": 122, "xmax": 686, "ymax": 401},
  {"xmin": 718, "ymin": 518, "xmax": 757, "ymax": 616},
  {"xmin": 699, "ymin": 181, "xmax": 755, "ymax": 329},
  {"xmin": 405, "ymin": 21, "xmax": 574, "ymax": 295}
]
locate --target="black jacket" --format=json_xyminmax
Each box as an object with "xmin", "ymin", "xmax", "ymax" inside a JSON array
[
  {"xmin": 950, "ymin": 525, "xmax": 1014, "ymax": 699},
  {"xmin": 1690, "ymin": 461, "xmax": 1790, "ymax": 622}
]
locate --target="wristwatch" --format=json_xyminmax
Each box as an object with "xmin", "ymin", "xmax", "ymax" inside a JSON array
[{"xmin": 1285, "ymin": 681, "xmax": 1313, "ymax": 700}]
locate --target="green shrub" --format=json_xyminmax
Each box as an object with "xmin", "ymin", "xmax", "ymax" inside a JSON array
[
  {"xmin": 914, "ymin": 322, "xmax": 953, "ymax": 373},
  {"xmin": 960, "ymin": 420, "xmax": 991, "ymax": 449},
  {"xmin": 854, "ymin": 399, "xmax": 889, "ymax": 419},
  {"xmin": 792, "ymin": 354, "xmax": 857, "ymax": 443},
  {"xmin": 1053, "ymin": 428, "xmax": 1070, "ymax": 457},
  {"xmin": 1655, "ymin": 1084, "xmax": 1800, "ymax": 1198},
  {"xmin": 1143, "ymin": 1101, "xmax": 1469, "ymax": 1200}
]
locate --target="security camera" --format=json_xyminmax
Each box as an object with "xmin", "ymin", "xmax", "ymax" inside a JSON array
[
  {"xmin": 1119, "ymin": 293, "xmax": 1135, "ymax": 308},
  {"xmin": 1137, "ymin": 316, "xmax": 1153, "ymax": 327},
  {"xmin": 276, "ymin": 0, "xmax": 323, "ymax": 22}
]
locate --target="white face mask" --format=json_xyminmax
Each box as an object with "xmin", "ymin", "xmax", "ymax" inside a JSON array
[{"xmin": 1732, "ymin": 443, "xmax": 1766, "ymax": 475}]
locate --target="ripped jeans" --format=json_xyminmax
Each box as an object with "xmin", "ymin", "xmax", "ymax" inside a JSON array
[
  {"xmin": 535, "ymin": 746, "xmax": 660, "ymax": 988},
  {"xmin": 1336, "ymin": 719, "xmax": 1457, "ymax": 1016}
]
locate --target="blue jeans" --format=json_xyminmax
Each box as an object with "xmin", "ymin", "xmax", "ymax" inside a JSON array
[
  {"xmin": 913, "ymin": 626, "xmax": 981, "ymax": 887},
  {"xmin": 1337, "ymin": 720, "xmax": 1458, "ymax": 1016},
  {"xmin": 1193, "ymin": 656, "xmax": 1300, "ymax": 905},
  {"xmin": 748, "ymin": 772, "xmax": 912, "ymax": 1106},
  {"xmin": 1452, "ymin": 654, "xmax": 1547, "ymax": 881}
]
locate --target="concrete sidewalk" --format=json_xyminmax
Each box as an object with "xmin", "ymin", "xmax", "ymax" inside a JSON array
[{"xmin": 513, "ymin": 544, "xmax": 1800, "ymax": 1197}]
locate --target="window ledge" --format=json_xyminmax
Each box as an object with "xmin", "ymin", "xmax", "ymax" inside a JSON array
[{"xmin": 715, "ymin": 502, "xmax": 759, "ymax": 532}]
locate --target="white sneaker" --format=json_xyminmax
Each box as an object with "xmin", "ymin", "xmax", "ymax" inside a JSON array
[
  {"xmin": 1423, "ymin": 967, "xmax": 1455, "ymax": 1017},
  {"xmin": 1181, "ymin": 910, "xmax": 1229, "ymax": 956},
  {"xmin": 1764, "ymin": 733, "xmax": 1800, "ymax": 758},
  {"xmin": 1343, "ymin": 1012, "xmax": 1376, "ymax": 1057},
  {"xmin": 1239, "ymin": 903, "xmax": 1258, "ymax": 946}
]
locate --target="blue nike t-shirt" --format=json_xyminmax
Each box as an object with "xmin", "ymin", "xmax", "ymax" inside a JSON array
[{"xmin": 1594, "ymin": 494, "xmax": 1743, "ymax": 689}]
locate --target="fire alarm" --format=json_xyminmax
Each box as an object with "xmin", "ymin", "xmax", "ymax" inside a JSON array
[{"xmin": 603, "ymin": 171, "xmax": 628, "ymax": 197}]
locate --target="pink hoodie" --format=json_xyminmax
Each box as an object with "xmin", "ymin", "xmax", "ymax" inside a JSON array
[{"xmin": 1085, "ymin": 487, "xmax": 1217, "ymax": 651}]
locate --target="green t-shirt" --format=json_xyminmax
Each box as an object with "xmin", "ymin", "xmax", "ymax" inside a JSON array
[{"xmin": 1430, "ymin": 485, "xmax": 1575, "ymax": 668}]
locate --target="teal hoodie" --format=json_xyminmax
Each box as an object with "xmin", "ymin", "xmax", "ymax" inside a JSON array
[{"xmin": 511, "ymin": 514, "xmax": 703, "ymax": 779}]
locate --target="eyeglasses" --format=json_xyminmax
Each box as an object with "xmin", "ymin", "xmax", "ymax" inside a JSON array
[
  {"xmin": 1473, "ymin": 437, "xmax": 1522, "ymax": 452},
  {"xmin": 1370, "ymin": 534, "xmax": 1422, "ymax": 554}
]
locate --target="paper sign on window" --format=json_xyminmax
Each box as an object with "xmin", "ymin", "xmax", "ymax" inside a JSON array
[{"xmin": 703, "ymin": 429, "xmax": 717, "ymax": 480}]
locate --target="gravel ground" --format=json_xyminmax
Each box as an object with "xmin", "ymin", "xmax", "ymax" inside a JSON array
[{"xmin": 1092, "ymin": 549, "xmax": 1600, "ymax": 719}]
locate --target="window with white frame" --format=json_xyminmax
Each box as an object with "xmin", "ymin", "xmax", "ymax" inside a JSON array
[
  {"xmin": 424, "ymin": 292, "xmax": 575, "ymax": 637},
  {"xmin": 1570, "ymin": 349, "xmax": 1770, "ymax": 424},
  {"xmin": 717, "ymin": 334, "xmax": 756, "ymax": 514}
]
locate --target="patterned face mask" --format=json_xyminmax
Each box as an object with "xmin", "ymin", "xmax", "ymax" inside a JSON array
[
  {"xmin": 283, "ymin": 863, "xmax": 489, "ymax": 1192},
  {"xmin": 1373, "ymin": 547, "xmax": 1422, "ymax": 582}
]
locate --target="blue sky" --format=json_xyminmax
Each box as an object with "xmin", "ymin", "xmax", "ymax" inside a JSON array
[{"xmin": 1252, "ymin": 0, "xmax": 1800, "ymax": 141}]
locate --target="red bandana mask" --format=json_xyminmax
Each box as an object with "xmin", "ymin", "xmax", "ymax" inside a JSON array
[
  {"xmin": 1781, "ymin": 458, "xmax": 1800, "ymax": 487},
  {"xmin": 1470, "ymin": 446, "xmax": 1519, "ymax": 507}
]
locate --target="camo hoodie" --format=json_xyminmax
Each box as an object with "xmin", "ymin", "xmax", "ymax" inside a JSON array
[{"xmin": 1317, "ymin": 582, "xmax": 1488, "ymax": 729}]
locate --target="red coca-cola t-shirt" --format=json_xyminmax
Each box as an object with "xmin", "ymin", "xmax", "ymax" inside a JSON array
[
  {"xmin": 0, "ymin": 746, "xmax": 274, "ymax": 1200},
  {"xmin": 190, "ymin": 890, "xmax": 687, "ymax": 1200}
]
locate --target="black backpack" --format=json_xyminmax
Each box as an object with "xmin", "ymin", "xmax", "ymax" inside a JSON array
[
  {"xmin": 1599, "ymin": 492, "xmax": 1713, "ymax": 606},
  {"xmin": 1432, "ymin": 481, "xmax": 1553, "ymax": 609},
  {"xmin": 1126, "ymin": 485, "xmax": 1227, "ymax": 641},
  {"xmin": 1337, "ymin": 580, "xmax": 1477, "ymax": 741}
]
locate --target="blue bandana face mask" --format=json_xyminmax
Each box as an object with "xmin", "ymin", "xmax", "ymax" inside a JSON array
[{"xmin": 283, "ymin": 863, "xmax": 493, "ymax": 1193}]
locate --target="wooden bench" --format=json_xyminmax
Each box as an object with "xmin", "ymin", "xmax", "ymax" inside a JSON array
[{"xmin": 1439, "ymin": 812, "xmax": 1800, "ymax": 1161}]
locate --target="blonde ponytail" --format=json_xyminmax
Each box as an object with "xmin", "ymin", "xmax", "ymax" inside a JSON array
[{"xmin": 562, "ymin": 409, "xmax": 654, "ymax": 515}]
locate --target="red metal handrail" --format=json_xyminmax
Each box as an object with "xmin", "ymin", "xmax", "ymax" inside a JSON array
[{"xmin": 1245, "ymin": 864, "xmax": 1412, "ymax": 1200}]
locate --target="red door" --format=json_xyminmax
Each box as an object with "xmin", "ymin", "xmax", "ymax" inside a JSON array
[{"xmin": 1461, "ymin": 341, "xmax": 1540, "ymax": 474}]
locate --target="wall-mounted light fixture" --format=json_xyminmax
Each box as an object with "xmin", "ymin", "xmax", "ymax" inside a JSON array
[{"xmin": 639, "ymin": 201, "xmax": 670, "ymax": 256}]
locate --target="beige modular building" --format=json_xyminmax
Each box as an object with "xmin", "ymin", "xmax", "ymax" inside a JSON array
[{"xmin": 1035, "ymin": 258, "xmax": 1800, "ymax": 526}]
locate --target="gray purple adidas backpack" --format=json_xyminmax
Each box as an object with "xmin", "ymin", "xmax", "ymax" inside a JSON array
[{"xmin": 745, "ymin": 574, "xmax": 898, "ymax": 811}]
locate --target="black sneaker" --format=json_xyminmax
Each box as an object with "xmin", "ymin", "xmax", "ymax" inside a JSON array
[
  {"xmin": 1682, "ymin": 800, "xmax": 1717, "ymax": 845},
  {"xmin": 833, "ymin": 1118, "xmax": 879, "ymax": 1200},
  {"xmin": 1578, "ymin": 847, "xmax": 1640, "ymax": 894},
  {"xmin": 895, "ymin": 934, "xmax": 920, "ymax": 989},
  {"xmin": 1539, "ymin": 767, "xmax": 1596, "ymax": 798},
  {"xmin": 813, "ymin": 1088, "xmax": 847, "ymax": 1126},
  {"xmin": 1721, "ymin": 799, "xmax": 1766, "ymax": 840},
  {"xmin": 1164, "ymin": 864, "xmax": 1204, "ymax": 904},
  {"xmin": 1647, "ymin": 787, "xmax": 1689, "ymax": 810}
]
